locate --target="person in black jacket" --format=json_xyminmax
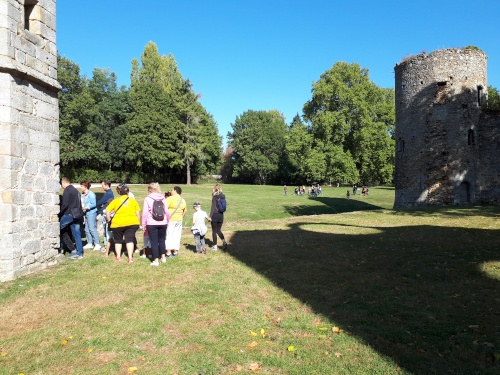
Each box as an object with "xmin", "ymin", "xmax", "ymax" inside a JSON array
[
  {"xmin": 59, "ymin": 177, "xmax": 84, "ymax": 259},
  {"xmin": 97, "ymin": 180, "xmax": 114, "ymax": 251},
  {"xmin": 209, "ymin": 184, "xmax": 228, "ymax": 251}
]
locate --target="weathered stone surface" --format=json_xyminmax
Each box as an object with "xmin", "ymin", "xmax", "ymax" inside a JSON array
[
  {"xmin": 0, "ymin": 0, "xmax": 61, "ymax": 282},
  {"xmin": 394, "ymin": 48, "xmax": 500, "ymax": 208}
]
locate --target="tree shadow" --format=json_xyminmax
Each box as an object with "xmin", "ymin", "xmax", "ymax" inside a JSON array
[
  {"xmin": 226, "ymin": 220, "xmax": 500, "ymax": 374},
  {"xmin": 284, "ymin": 196, "xmax": 386, "ymax": 216}
]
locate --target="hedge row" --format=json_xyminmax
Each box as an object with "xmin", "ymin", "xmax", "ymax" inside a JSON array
[{"xmin": 60, "ymin": 169, "xmax": 173, "ymax": 184}]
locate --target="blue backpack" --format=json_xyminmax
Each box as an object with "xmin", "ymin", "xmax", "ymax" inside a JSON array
[{"xmin": 217, "ymin": 197, "xmax": 227, "ymax": 213}]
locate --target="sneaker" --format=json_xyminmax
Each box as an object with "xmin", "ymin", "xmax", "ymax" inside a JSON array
[
  {"xmin": 211, "ymin": 245, "xmax": 218, "ymax": 251},
  {"xmin": 83, "ymin": 243, "xmax": 93, "ymax": 249},
  {"xmin": 134, "ymin": 249, "xmax": 140, "ymax": 253},
  {"xmin": 148, "ymin": 254, "xmax": 153, "ymax": 259},
  {"xmin": 114, "ymin": 256, "xmax": 122, "ymax": 261},
  {"xmin": 195, "ymin": 251, "xmax": 202, "ymax": 255},
  {"xmin": 140, "ymin": 254, "xmax": 146, "ymax": 258},
  {"xmin": 101, "ymin": 248, "xmax": 106, "ymax": 253},
  {"xmin": 166, "ymin": 253, "xmax": 173, "ymax": 259},
  {"xmin": 161, "ymin": 257, "xmax": 166, "ymax": 263},
  {"xmin": 150, "ymin": 260, "xmax": 159, "ymax": 267},
  {"xmin": 173, "ymin": 251, "xmax": 178, "ymax": 257},
  {"xmin": 222, "ymin": 241, "xmax": 228, "ymax": 250},
  {"xmin": 202, "ymin": 247, "xmax": 207, "ymax": 254},
  {"xmin": 93, "ymin": 244, "xmax": 102, "ymax": 251},
  {"xmin": 128, "ymin": 258, "xmax": 135, "ymax": 263},
  {"xmin": 67, "ymin": 254, "xmax": 83, "ymax": 260}
]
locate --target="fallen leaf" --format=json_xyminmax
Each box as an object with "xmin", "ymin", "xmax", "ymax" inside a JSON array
[
  {"xmin": 319, "ymin": 335, "xmax": 326, "ymax": 338},
  {"xmin": 332, "ymin": 327, "xmax": 343, "ymax": 334},
  {"xmin": 231, "ymin": 347, "xmax": 239, "ymax": 351},
  {"xmin": 261, "ymin": 329, "xmax": 265, "ymax": 338},
  {"xmin": 60, "ymin": 340, "xmax": 67, "ymax": 345},
  {"xmin": 128, "ymin": 367, "xmax": 138, "ymax": 373},
  {"xmin": 247, "ymin": 341, "xmax": 258, "ymax": 348},
  {"xmin": 68, "ymin": 336, "xmax": 73, "ymax": 339},
  {"xmin": 437, "ymin": 353, "xmax": 443, "ymax": 357},
  {"xmin": 165, "ymin": 283, "xmax": 168, "ymax": 286},
  {"xmin": 87, "ymin": 349, "xmax": 93, "ymax": 353},
  {"xmin": 102, "ymin": 277, "xmax": 107, "ymax": 279},
  {"xmin": 0, "ymin": 353, "xmax": 6, "ymax": 356},
  {"xmin": 276, "ymin": 317, "xmax": 282, "ymax": 323},
  {"xmin": 319, "ymin": 327, "xmax": 328, "ymax": 330},
  {"xmin": 288, "ymin": 345, "xmax": 295, "ymax": 351},
  {"xmin": 234, "ymin": 364, "xmax": 243, "ymax": 372},
  {"xmin": 248, "ymin": 362, "xmax": 262, "ymax": 372},
  {"xmin": 335, "ymin": 352, "xmax": 342, "ymax": 357},
  {"xmin": 346, "ymin": 332, "xmax": 352, "ymax": 335},
  {"xmin": 250, "ymin": 331, "xmax": 258, "ymax": 336},
  {"xmin": 277, "ymin": 350, "xmax": 284, "ymax": 357},
  {"xmin": 397, "ymin": 367, "xmax": 401, "ymax": 371},
  {"xmin": 296, "ymin": 317, "xmax": 300, "ymax": 321}
]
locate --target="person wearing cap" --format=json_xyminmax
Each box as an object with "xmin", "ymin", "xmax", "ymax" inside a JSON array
[
  {"xmin": 191, "ymin": 202, "xmax": 211, "ymax": 254},
  {"xmin": 106, "ymin": 183, "xmax": 141, "ymax": 263}
]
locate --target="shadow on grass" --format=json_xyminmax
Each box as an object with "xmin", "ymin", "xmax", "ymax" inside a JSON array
[
  {"xmin": 226, "ymin": 220, "xmax": 500, "ymax": 374},
  {"xmin": 284, "ymin": 196, "xmax": 386, "ymax": 216},
  {"xmin": 393, "ymin": 205, "xmax": 500, "ymax": 218}
]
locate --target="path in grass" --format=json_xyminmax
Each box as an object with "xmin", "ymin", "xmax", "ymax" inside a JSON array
[{"xmin": 1, "ymin": 186, "xmax": 500, "ymax": 374}]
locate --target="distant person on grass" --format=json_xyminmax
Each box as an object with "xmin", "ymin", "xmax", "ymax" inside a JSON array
[
  {"xmin": 209, "ymin": 184, "xmax": 228, "ymax": 251},
  {"xmin": 106, "ymin": 183, "xmax": 141, "ymax": 263},
  {"xmin": 80, "ymin": 180, "xmax": 101, "ymax": 251},
  {"xmin": 59, "ymin": 177, "xmax": 84, "ymax": 260},
  {"xmin": 165, "ymin": 186, "xmax": 187, "ymax": 258},
  {"xmin": 97, "ymin": 180, "xmax": 114, "ymax": 251},
  {"xmin": 347, "ymin": 190, "xmax": 350, "ymax": 200},
  {"xmin": 142, "ymin": 182, "xmax": 170, "ymax": 267},
  {"xmin": 284, "ymin": 185, "xmax": 287, "ymax": 196}
]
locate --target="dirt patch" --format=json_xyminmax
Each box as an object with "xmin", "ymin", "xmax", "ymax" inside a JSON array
[{"xmin": 0, "ymin": 294, "xmax": 128, "ymax": 338}]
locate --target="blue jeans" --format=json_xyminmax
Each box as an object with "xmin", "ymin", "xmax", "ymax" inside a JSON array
[
  {"xmin": 84, "ymin": 212, "xmax": 100, "ymax": 245},
  {"xmin": 101, "ymin": 214, "xmax": 110, "ymax": 247},
  {"xmin": 60, "ymin": 214, "xmax": 83, "ymax": 256}
]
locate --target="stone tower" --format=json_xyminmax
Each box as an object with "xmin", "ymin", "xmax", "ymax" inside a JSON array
[
  {"xmin": 0, "ymin": 0, "xmax": 61, "ymax": 281},
  {"xmin": 393, "ymin": 48, "xmax": 495, "ymax": 208}
]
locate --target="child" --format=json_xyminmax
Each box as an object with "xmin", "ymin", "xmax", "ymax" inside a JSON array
[
  {"xmin": 347, "ymin": 190, "xmax": 350, "ymax": 200},
  {"xmin": 191, "ymin": 202, "xmax": 211, "ymax": 254},
  {"xmin": 141, "ymin": 230, "xmax": 153, "ymax": 259}
]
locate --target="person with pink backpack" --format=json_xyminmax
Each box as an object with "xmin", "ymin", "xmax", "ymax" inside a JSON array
[{"xmin": 142, "ymin": 183, "xmax": 170, "ymax": 266}]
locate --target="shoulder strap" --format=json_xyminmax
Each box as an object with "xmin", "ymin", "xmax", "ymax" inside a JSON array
[
  {"xmin": 170, "ymin": 198, "xmax": 184, "ymax": 218},
  {"xmin": 110, "ymin": 197, "xmax": 129, "ymax": 222}
]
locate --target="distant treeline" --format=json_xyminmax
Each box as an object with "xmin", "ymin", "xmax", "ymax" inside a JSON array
[{"xmin": 58, "ymin": 42, "xmax": 222, "ymax": 185}]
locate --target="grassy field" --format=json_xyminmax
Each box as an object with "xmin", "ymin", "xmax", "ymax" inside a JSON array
[{"xmin": 1, "ymin": 185, "xmax": 500, "ymax": 374}]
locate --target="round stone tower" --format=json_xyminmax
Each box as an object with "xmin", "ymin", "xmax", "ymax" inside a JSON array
[{"xmin": 393, "ymin": 48, "xmax": 488, "ymax": 208}]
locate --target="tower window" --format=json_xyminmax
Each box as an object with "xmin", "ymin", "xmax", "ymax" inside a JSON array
[
  {"xmin": 24, "ymin": 1, "xmax": 38, "ymax": 31},
  {"xmin": 437, "ymin": 82, "xmax": 447, "ymax": 86},
  {"xmin": 468, "ymin": 130, "xmax": 475, "ymax": 146},
  {"xmin": 398, "ymin": 139, "xmax": 405, "ymax": 153},
  {"xmin": 477, "ymin": 86, "xmax": 483, "ymax": 106}
]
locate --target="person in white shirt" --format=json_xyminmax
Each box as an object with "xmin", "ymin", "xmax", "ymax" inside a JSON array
[{"xmin": 191, "ymin": 202, "xmax": 211, "ymax": 254}]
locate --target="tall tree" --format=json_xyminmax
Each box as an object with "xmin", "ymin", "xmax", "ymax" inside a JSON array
[
  {"xmin": 228, "ymin": 110, "xmax": 287, "ymax": 185},
  {"xmin": 303, "ymin": 62, "xmax": 395, "ymax": 184}
]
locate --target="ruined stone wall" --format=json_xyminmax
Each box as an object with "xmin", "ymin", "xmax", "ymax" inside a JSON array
[
  {"xmin": 477, "ymin": 111, "xmax": 500, "ymax": 204},
  {"xmin": 394, "ymin": 48, "xmax": 489, "ymax": 208},
  {"xmin": 0, "ymin": 0, "xmax": 61, "ymax": 281}
]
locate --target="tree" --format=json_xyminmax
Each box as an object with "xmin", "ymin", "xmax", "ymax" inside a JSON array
[
  {"xmin": 228, "ymin": 110, "xmax": 287, "ymax": 185},
  {"xmin": 303, "ymin": 61, "xmax": 395, "ymax": 184},
  {"xmin": 487, "ymin": 86, "xmax": 500, "ymax": 110}
]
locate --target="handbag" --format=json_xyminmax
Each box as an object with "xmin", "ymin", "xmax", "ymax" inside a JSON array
[
  {"xmin": 108, "ymin": 197, "xmax": 129, "ymax": 225},
  {"xmin": 70, "ymin": 206, "xmax": 84, "ymax": 220}
]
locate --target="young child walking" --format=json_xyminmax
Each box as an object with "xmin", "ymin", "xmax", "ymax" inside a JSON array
[
  {"xmin": 347, "ymin": 190, "xmax": 350, "ymax": 200},
  {"xmin": 191, "ymin": 202, "xmax": 211, "ymax": 254}
]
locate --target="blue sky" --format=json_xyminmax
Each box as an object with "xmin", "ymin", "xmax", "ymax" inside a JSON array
[{"xmin": 57, "ymin": 0, "xmax": 499, "ymax": 145}]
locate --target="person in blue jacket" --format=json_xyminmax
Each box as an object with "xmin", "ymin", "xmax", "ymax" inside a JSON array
[
  {"xmin": 97, "ymin": 180, "xmax": 114, "ymax": 250},
  {"xmin": 80, "ymin": 180, "xmax": 101, "ymax": 251}
]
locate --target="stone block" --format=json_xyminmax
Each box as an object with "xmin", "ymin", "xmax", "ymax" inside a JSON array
[
  {"xmin": 21, "ymin": 29, "xmax": 46, "ymax": 49},
  {"xmin": 31, "ymin": 5, "xmax": 57, "ymax": 31},
  {"xmin": 36, "ymin": 46, "xmax": 56, "ymax": 68},
  {"xmin": 22, "ymin": 254, "xmax": 35, "ymax": 266},
  {"xmin": 33, "ymin": 176, "xmax": 45, "ymax": 190},
  {"xmin": 26, "ymin": 54, "xmax": 49, "ymax": 75},
  {"xmin": 42, "ymin": 192, "xmax": 53, "ymax": 204},
  {"xmin": 32, "ymin": 191, "xmax": 44, "ymax": 204},
  {"xmin": 44, "ymin": 221, "xmax": 59, "ymax": 236},
  {"xmin": 12, "ymin": 267, "xmax": 30, "ymax": 279},
  {"xmin": 0, "ymin": 232, "xmax": 20, "ymax": 248},
  {"xmin": 0, "ymin": 155, "xmax": 23, "ymax": 170},
  {"xmin": 0, "ymin": 105, "xmax": 20, "ymax": 124},
  {"xmin": 27, "ymin": 82, "xmax": 43, "ymax": 100},
  {"xmin": 26, "ymin": 219, "xmax": 38, "ymax": 230},
  {"xmin": 0, "ymin": 247, "xmax": 20, "ymax": 261},
  {"xmin": 12, "ymin": 221, "xmax": 27, "ymax": 233},
  {"xmin": 11, "ymin": 33, "xmax": 36, "ymax": 57},
  {"xmin": 22, "ymin": 144, "xmax": 50, "ymax": 161},
  {"xmin": 2, "ymin": 190, "xmax": 27, "ymax": 204},
  {"xmin": 0, "ymin": 27, "xmax": 11, "ymax": 45},
  {"xmin": 48, "ymin": 65, "xmax": 56, "ymax": 79},
  {"xmin": 15, "ymin": 48, "xmax": 26, "ymax": 64},
  {"xmin": 23, "ymin": 159, "xmax": 39, "ymax": 175},
  {"xmin": 28, "ymin": 262, "xmax": 46, "ymax": 273},
  {"xmin": 21, "ymin": 239, "xmax": 41, "ymax": 255},
  {"xmin": 46, "ymin": 177, "xmax": 59, "ymax": 193},
  {"xmin": 30, "ymin": 20, "xmax": 56, "ymax": 44},
  {"xmin": 38, "ymin": 161, "xmax": 54, "ymax": 176},
  {"xmin": 33, "ymin": 100, "xmax": 57, "ymax": 121},
  {"xmin": 11, "ymin": 91, "xmax": 33, "ymax": 113},
  {"xmin": 0, "ymin": 42, "xmax": 15, "ymax": 58},
  {"xmin": 37, "ymin": 0, "xmax": 56, "ymax": 17},
  {"xmin": 0, "ymin": 169, "xmax": 18, "ymax": 189},
  {"xmin": 41, "ymin": 90, "xmax": 57, "ymax": 105},
  {"xmin": 0, "ymin": 259, "xmax": 18, "ymax": 271},
  {"xmin": 50, "ymin": 141, "xmax": 59, "ymax": 164},
  {"xmin": 20, "ymin": 112, "xmax": 44, "ymax": 131},
  {"xmin": 29, "ymin": 128, "xmax": 53, "ymax": 147},
  {"xmin": 20, "ymin": 174, "xmax": 33, "ymax": 189},
  {"xmin": 48, "ymin": 41, "xmax": 56, "ymax": 55},
  {"xmin": 19, "ymin": 205, "xmax": 34, "ymax": 218},
  {"xmin": 0, "ymin": 203, "xmax": 16, "ymax": 221},
  {"xmin": 0, "ymin": 1, "xmax": 22, "ymax": 23}
]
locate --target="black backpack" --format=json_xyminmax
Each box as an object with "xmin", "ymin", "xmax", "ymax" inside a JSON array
[{"xmin": 151, "ymin": 198, "xmax": 165, "ymax": 221}]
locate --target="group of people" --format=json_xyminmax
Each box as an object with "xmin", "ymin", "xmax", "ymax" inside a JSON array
[
  {"xmin": 284, "ymin": 184, "xmax": 322, "ymax": 196},
  {"xmin": 59, "ymin": 178, "xmax": 228, "ymax": 265},
  {"xmin": 346, "ymin": 185, "xmax": 369, "ymax": 200}
]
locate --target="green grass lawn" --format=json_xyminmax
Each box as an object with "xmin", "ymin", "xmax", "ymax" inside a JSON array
[{"xmin": 1, "ymin": 185, "xmax": 500, "ymax": 374}]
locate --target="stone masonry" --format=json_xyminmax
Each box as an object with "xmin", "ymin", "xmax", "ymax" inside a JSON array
[
  {"xmin": 394, "ymin": 48, "xmax": 500, "ymax": 208},
  {"xmin": 0, "ymin": 0, "xmax": 61, "ymax": 281}
]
